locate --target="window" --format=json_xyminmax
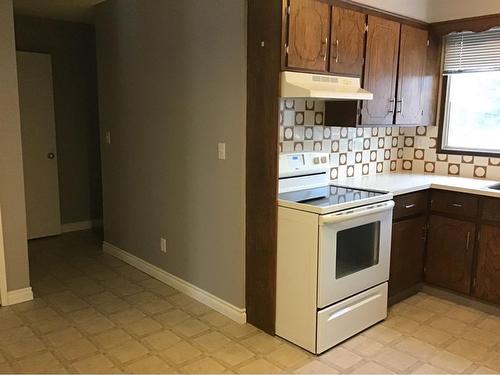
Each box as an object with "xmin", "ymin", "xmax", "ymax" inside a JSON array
[{"xmin": 440, "ymin": 28, "xmax": 500, "ymax": 155}]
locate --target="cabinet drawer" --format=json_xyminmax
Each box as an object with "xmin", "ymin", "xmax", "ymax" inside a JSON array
[
  {"xmin": 316, "ymin": 283, "xmax": 387, "ymax": 354},
  {"xmin": 393, "ymin": 191, "xmax": 428, "ymax": 220},
  {"xmin": 482, "ymin": 198, "xmax": 500, "ymax": 223},
  {"xmin": 430, "ymin": 190, "xmax": 479, "ymax": 218}
]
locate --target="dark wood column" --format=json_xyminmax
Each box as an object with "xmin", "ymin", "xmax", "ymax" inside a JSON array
[{"xmin": 246, "ymin": 0, "xmax": 282, "ymax": 334}]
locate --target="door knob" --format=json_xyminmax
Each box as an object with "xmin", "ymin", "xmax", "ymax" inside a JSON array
[{"xmin": 47, "ymin": 153, "xmax": 55, "ymax": 160}]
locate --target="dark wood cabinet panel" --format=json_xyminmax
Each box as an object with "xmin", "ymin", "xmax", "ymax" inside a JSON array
[
  {"xmin": 430, "ymin": 190, "xmax": 479, "ymax": 219},
  {"xmin": 389, "ymin": 216, "xmax": 427, "ymax": 298},
  {"xmin": 287, "ymin": 0, "xmax": 331, "ymax": 72},
  {"xmin": 425, "ymin": 215, "xmax": 475, "ymax": 294},
  {"xmin": 474, "ymin": 225, "xmax": 500, "ymax": 303},
  {"xmin": 482, "ymin": 198, "xmax": 500, "ymax": 223},
  {"xmin": 421, "ymin": 34, "xmax": 441, "ymax": 126},
  {"xmin": 393, "ymin": 191, "xmax": 428, "ymax": 221},
  {"xmin": 395, "ymin": 25, "xmax": 428, "ymax": 125},
  {"xmin": 361, "ymin": 16, "xmax": 400, "ymax": 125},
  {"xmin": 324, "ymin": 100, "xmax": 360, "ymax": 127},
  {"xmin": 329, "ymin": 7, "xmax": 366, "ymax": 77}
]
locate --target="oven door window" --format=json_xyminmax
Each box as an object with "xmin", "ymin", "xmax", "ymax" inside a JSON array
[{"xmin": 336, "ymin": 221, "xmax": 380, "ymax": 279}]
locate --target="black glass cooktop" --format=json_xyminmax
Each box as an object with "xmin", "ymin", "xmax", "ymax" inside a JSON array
[{"xmin": 279, "ymin": 185, "xmax": 384, "ymax": 207}]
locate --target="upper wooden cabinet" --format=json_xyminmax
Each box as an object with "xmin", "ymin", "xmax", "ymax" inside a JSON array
[
  {"xmin": 362, "ymin": 19, "xmax": 430, "ymax": 126},
  {"xmin": 283, "ymin": 0, "xmax": 440, "ymax": 127},
  {"xmin": 287, "ymin": 0, "xmax": 330, "ymax": 72},
  {"xmin": 330, "ymin": 7, "xmax": 366, "ymax": 76},
  {"xmin": 361, "ymin": 16, "xmax": 400, "ymax": 125},
  {"xmin": 285, "ymin": 0, "xmax": 366, "ymax": 76},
  {"xmin": 396, "ymin": 25, "xmax": 428, "ymax": 125}
]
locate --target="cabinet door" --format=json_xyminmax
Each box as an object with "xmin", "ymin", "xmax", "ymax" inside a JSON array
[
  {"xmin": 361, "ymin": 16, "xmax": 400, "ymax": 125},
  {"xmin": 425, "ymin": 215, "xmax": 475, "ymax": 294},
  {"xmin": 389, "ymin": 216, "xmax": 426, "ymax": 298},
  {"xmin": 395, "ymin": 25, "xmax": 428, "ymax": 125},
  {"xmin": 287, "ymin": 0, "xmax": 330, "ymax": 72},
  {"xmin": 474, "ymin": 225, "xmax": 500, "ymax": 304},
  {"xmin": 329, "ymin": 7, "xmax": 366, "ymax": 77}
]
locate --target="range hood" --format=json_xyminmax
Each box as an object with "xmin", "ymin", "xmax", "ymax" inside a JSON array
[{"xmin": 280, "ymin": 71, "xmax": 373, "ymax": 100}]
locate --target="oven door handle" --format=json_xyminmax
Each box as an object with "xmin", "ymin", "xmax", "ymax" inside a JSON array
[{"xmin": 319, "ymin": 201, "xmax": 395, "ymax": 225}]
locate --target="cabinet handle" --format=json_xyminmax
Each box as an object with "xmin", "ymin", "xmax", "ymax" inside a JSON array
[
  {"xmin": 466, "ymin": 231, "xmax": 471, "ymax": 250},
  {"xmin": 422, "ymin": 225, "xmax": 428, "ymax": 241},
  {"xmin": 451, "ymin": 203, "xmax": 463, "ymax": 208},
  {"xmin": 335, "ymin": 39, "xmax": 339, "ymax": 63},
  {"xmin": 396, "ymin": 98, "xmax": 404, "ymax": 114},
  {"xmin": 322, "ymin": 37, "xmax": 328, "ymax": 61},
  {"xmin": 388, "ymin": 98, "xmax": 395, "ymax": 113},
  {"xmin": 405, "ymin": 204, "xmax": 416, "ymax": 209}
]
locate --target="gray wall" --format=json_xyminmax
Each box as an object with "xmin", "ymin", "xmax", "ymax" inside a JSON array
[
  {"xmin": 0, "ymin": 0, "xmax": 31, "ymax": 291},
  {"xmin": 95, "ymin": 0, "xmax": 246, "ymax": 308},
  {"xmin": 14, "ymin": 16, "xmax": 102, "ymax": 224}
]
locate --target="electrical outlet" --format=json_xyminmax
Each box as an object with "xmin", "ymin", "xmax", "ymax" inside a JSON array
[{"xmin": 160, "ymin": 238, "xmax": 167, "ymax": 253}]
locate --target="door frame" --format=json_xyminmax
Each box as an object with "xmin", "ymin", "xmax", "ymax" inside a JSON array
[{"xmin": 0, "ymin": 207, "xmax": 9, "ymax": 306}]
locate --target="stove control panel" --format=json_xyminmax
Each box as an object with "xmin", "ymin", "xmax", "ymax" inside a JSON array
[{"xmin": 279, "ymin": 152, "xmax": 330, "ymax": 179}]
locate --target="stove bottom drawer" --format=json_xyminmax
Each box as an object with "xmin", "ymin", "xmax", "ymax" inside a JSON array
[{"xmin": 317, "ymin": 283, "xmax": 388, "ymax": 354}]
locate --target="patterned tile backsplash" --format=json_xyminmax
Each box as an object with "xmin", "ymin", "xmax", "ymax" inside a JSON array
[
  {"xmin": 279, "ymin": 99, "xmax": 404, "ymax": 180},
  {"xmin": 400, "ymin": 126, "xmax": 500, "ymax": 180},
  {"xmin": 279, "ymin": 99, "xmax": 500, "ymax": 181}
]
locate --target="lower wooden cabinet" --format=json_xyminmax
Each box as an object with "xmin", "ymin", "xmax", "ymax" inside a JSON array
[
  {"xmin": 389, "ymin": 216, "xmax": 426, "ymax": 299},
  {"xmin": 388, "ymin": 190, "xmax": 500, "ymax": 307},
  {"xmin": 425, "ymin": 215, "xmax": 475, "ymax": 294},
  {"xmin": 474, "ymin": 225, "xmax": 500, "ymax": 304}
]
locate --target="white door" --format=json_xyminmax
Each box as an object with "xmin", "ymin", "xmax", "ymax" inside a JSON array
[{"xmin": 17, "ymin": 51, "xmax": 61, "ymax": 239}]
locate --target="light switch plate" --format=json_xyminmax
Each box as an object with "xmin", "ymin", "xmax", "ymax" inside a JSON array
[
  {"xmin": 105, "ymin": 130, "xmax": 111, "ymax": 145},
  {"xmin": 218, "ymin": 142, "xmax": 226, "ymax": 160}
]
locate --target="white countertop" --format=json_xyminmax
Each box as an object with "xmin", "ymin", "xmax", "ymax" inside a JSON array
[{"xmin": 337, "ymin": 172, "xmax": 500, "ymax": 198}]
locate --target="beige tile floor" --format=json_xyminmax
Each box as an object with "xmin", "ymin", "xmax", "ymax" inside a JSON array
[{"xmin": 0, "ymin": 230, "xmax": 499, "ymax": 373}]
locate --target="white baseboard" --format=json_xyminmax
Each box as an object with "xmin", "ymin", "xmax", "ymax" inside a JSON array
[
  {"xmin": 103, "ymin": 242, "xmax": 247, "ymax": 324},
  {"xmin": 61, "ymin": 219, "xmax": 103, "ymax": 233},
  {"xmin": 7, "ymin": 287, "xmax": 33, "ymax": 305}
]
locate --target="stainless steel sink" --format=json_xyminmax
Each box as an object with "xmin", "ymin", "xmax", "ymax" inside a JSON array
[{"xmin": 488, "ymin": 183, "xmax": 500, "ymax": 191}]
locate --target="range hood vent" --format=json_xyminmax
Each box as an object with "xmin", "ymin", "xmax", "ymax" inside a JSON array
[{"xmin": 280, "ymin": 71, "xmax": 373, "ymax": 101}]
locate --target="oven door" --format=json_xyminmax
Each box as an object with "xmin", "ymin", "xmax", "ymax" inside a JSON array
[{"xmin": 317, "ymin": 200, "xmax": 394, "ymax": 309}]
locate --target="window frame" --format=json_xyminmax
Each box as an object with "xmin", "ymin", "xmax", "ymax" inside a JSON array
[{"xmin": 438, "ymin": 64, "xmax": 500, "ymax": 158}]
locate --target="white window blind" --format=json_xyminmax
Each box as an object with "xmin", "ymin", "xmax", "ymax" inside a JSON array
[{"xmin": 443, "ymin": 27, "xmax": 500, "ymax": 74}]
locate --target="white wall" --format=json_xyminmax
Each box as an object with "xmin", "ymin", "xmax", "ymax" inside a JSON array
[
  {"xmin": 95, "ymin": 0, "xmax": 246, "ymax": 308},
  {"xmin": 354, "ymin": 0, "xmax": 500, "ymax": 23},
  {"xmin": 0, "ymin": 0, "xmax": 31, "ymax": 291},
  {"xmin": 428, "ymin": 0, "xmax": 500, "ymax": 22},
  {"xmin": 354, "ymin": 0, "xmax": 431, "ymax": 22}
]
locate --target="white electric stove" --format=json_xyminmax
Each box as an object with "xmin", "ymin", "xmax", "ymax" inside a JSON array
[
  {"xmin": 278, "ymin": 152, "xmax": 393, "ymax": 214},
  {"xmin": 276, "ymin": 152, "xmax": 394, "ymax": 354}
]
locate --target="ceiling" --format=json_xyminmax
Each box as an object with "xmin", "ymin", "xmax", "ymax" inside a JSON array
[{"xmin": 13, "ymin": 0, "xmax": 105, "ymax": 24}]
